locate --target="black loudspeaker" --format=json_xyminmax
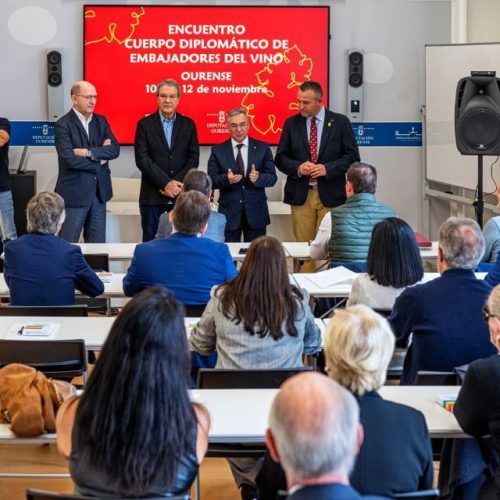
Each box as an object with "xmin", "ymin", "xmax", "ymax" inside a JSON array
[
  {"xmin": 46, "ymin": 48, "xmax": 64, "ymax": 121},
  {"xmin": 9, "ymin": 171, "xmax": 36, "ymax": 236},
  {"xmin": 455, "ymin": 73, "xmax": 500, "ymax": 155},
  {"xmin": 347, "ymin": 50, "xmax": 363, "ymax": 122}
]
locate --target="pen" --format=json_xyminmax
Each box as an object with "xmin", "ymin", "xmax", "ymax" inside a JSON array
[{"xmin": 18, "ymin": 326, "xmax": 24, "ymax": 335}]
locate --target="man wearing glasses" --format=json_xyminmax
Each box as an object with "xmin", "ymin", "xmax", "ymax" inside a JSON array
[
  {"xmin": 134, "ymin": 79, "xmax": 199, "ymax": 242},
  {"xmin": 55, "ymin": 80, "xmax": 120, "ymax": 243},
  {"xmin": 208, "ymin": 108, "xmax": 276, "ymax": 242}
]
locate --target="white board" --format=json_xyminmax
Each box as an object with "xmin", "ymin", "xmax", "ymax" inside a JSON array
[{"xmin": 426, "ymin": 43, "xmax": 500, "ymax": 191}]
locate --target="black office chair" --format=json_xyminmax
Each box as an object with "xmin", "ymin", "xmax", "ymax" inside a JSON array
[
  {"xmin": 393, "ymin": 489, "xmax": 440, "ymax": 499},
  {"xmin": 0, "ymin": 339, "xmax": 87, "ymax": 381},
  {"xmin": 26, "ymin": 490, "xmax": 189, "ymax": 500},
  {"xmin": 197, "ymin": 367, "xmax": 313, "ymax": 389},
  {"xmin": 386, "ymin": 348, "xmax": 407, "ymax": 380},
  {"xmin": 415, "ymin": 371, "xmax": 458, "ymax": 385},
  {"xmin": 184, "ymin": 304, "xmax": 206, "ymax": 317},
  {"xmin": 77, "ymin": 253, "xmax": 110, "ymax": 315},
  {"xmin": 0, "ymin": 305, "xmax": 88, "ymax": 316}
]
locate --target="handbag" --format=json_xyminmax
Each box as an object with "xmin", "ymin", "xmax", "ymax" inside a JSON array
[{"xmin": 0, "ymin": 363, "xmax": 76, "ymax": 437}]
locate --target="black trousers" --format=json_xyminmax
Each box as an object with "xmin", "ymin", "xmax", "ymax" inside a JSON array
[
  {"xmin": 139, "ymin": 203, "xmax": 172, "ymax": 242},
  {"xmin": 224, "ymin": 209, "xmax": 266, "ymax": 243}
]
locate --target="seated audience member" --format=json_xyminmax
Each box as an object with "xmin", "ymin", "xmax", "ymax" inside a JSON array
[
  {"xmin": 454, "ymin": 284, "xmax": 500, "ymax": 497},
  {"xmin": 123, "ymin": 190, "xmax": 237, "ymax": 308},
  {"xmin": 481, "ymin": 187, "xmax": 500, "ymax": 263},
  {"xmin": 389, "ymin": 217, "xmax": 496, "ymax": 385},
  {"xmin": 190, "ymin": 235, "xmax": 321, "ymax": 500},
  {"xmin": 309, "ymin": 162, "xmax": 396, "ymax": 262},
  {"xmin": 156, "ymin": 168, "xmax": 226, "ymax": 241},
  {"xmin": 56, "ymin": 287, "xmax": 210, "ymax": 497},
  {"xmin": 258, "ymin": 306, "xmax": 432, "ymax": 498},
  {"xmin": 3, "ymin": 191, "xmax": 103, "ymax": 305},
  {"xmin": 265, "ymin": 372, "xmax": 385, "ymax": 499},
  {"xmin": 189, "ymin": 235, "xmax": 321, "ymax": 368},
  {"xmin": 346, "ymin": 217, "xmax": 424, "ymax": 309}
]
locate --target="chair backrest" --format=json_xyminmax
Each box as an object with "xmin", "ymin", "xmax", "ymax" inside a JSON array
[
  {"xmin": 372, "ymin": 307, "xmax": 392, "ymax": 318},
  {"xmin": 415, "ymin": 371, "xmax": 458, "ymax": 385},
  {"xmin": 393, "ymin": 489, "xmax": 440, "ymax": 499},
  {"xmin": 0, "ymin": 339, "xmax": 87, "ymax": 380},
  {"xmin": 0, "ymin": 305, "xmax": 88, "ymax": 316},
  {"xmin": 197, "ymin": 367, "xmax": 313, "ymax": 389},
  {"xmin": 83, "ymin": 253, "xmax": 109, "ymax": 272},
  {"xmin": 184, "ymin": 304, "xmax": 206, "ymax": 317},
  {"xmin": 26, "ymin": 489, "xmax": 190, "ymax": 500}
]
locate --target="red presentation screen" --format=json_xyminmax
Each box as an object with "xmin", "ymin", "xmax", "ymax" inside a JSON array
[{"xmin": 83, "ymin": 5, "xmax": 330, "ymax": 145}]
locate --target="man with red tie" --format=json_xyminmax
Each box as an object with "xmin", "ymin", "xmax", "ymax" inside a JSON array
[
  {"xmin": 276, "ymin": 81, "xmax": 360, "ymax": 271},
  {"xmin": 208, "ymin": 108, "xmax": 277, "ymax": 242}
]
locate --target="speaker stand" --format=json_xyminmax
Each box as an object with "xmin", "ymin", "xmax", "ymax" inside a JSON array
[{"xmin": 476, "ymin": 155, "xmax": 484, "ymax": 228}]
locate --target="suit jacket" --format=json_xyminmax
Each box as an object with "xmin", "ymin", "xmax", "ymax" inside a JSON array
[
  {"xmin": 455, "ymin": 355, "xmax": 500, "ymax": 492},
  {"xmin": 208, "ymin": 137, "xmax": 277, "ymax": 230},
  {"xmin": 123, "ymin": 232, "xmax": 237, "ymax": 305},
  {"xmin": 3, "ymin": 233, "xmax": 104, "ymax": 305},
  {"xmin": 275, "ymin": 110, "xmax": 360, "ymax": 208},
  {"xmin": 156, "ymin": 210, "xmax": 226, "ymax": 242},
  {"xmin": 134, "ymin": 111, "xmax": 199, "ymax": 205},
  {"xmin": 388, "ymin": 268, "xmax": 496, "ymax": 384},
  {"xmin": 55, "ymin": 109, "xmax": 119, "ymax": 207},
  {"xmin": 288, "ymin": 483, "xmax": 386, "ymax": 499}
]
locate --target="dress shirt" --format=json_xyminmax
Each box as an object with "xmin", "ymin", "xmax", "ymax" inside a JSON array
[
  {"xmin": 72, "ymin": 107, "xmax": 92, "ymax": 137},
  {"xmin": 159, "ymin": 111, "xmax": 176, "ymax": 148},
  {"xmin": 306, "ymin": 106, "xmax": 325, "ymax": 161},
  {"xmin": 310, "ymin": 211, "xmax": 331, "ymax": 259},
  {"xmin": 231, "ymin": 136, "xmax": 249, "ymax": 175}
]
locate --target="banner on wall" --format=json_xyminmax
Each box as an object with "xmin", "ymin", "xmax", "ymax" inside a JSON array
[{"xmin": 83, "ymin": 5, "xmax": 330, "ymax": 145}]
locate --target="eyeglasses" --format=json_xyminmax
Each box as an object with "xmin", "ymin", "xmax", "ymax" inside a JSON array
[
  {"xmin": 76, "ymin": 94, "xmax": 97, "ymax": 101},
  {"xmin": 483, "ymin": 305, "xmax": 499, "ymax": 322},
  {"xmin": 229, "ymin": 122, "xmax": 248, "ymax": 130}
]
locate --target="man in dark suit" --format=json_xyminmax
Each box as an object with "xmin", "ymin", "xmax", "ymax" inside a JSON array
[
  {"xmin": 276, "ymin": 81, "xmax": 360, "ymax": 271},
  {"xmin": 134, "ymin": 79, "xmax": 199, "ymax": 241},
  {"xmin": 55, "ymin": 81, "xmax": 120, "ymax": 243},
  {"xmin": 208, "ymin": 108, "xmax": 277, "ymax": 242},
  {"xmin": 265, "ymin": 372, "xmax": 384, "ymax": 500},
  {"xmin": 389, "ymin": 217, "xmax": 496, "ymax": 384}
]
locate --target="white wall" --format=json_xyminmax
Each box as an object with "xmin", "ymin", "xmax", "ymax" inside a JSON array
[{"xmin": 1, "ymin": 0, "xmax": 452, "ymax": 235}]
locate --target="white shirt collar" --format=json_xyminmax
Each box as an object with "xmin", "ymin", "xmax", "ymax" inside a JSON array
[
  {"xmin": 308, "ymin": 106, "xmax": 325, "ymax": 124},
  {"xmin": 231, "ymin": 136, "xmax": 249, "ymax": 149},
  {"xmin": 73, "ymin": 107, "xmax": 92, "ymax": 123}
]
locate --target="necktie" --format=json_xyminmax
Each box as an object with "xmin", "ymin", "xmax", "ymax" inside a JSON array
[
  {"xmin": 235, "ymin": 144, "xmax": 244, "ymax": 175},
  {"xmin": 309, "ymin": 117, "xmax": 318, "ymax": 164}
]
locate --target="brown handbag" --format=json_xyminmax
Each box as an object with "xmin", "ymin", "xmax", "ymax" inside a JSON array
[{"xmin": 0, "ymin": 363, "xmax": 76, "ymax": 437}]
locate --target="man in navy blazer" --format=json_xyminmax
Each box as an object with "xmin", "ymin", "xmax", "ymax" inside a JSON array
[
  {"xmin": 134, "ymin": 79, "xmax": 199, "ymax": 241},
  {"xmin": 208, "ymin": 108, "xmax": 277, "ymax": 242},
  {"xmin": 389, "ymin": 217, "xmax": 496, "ymax": 384},
  {"xmin": 55, "ymin": 80, "xmax": 120, "ymax": 243},
  {"xmin": 123, "ymin": 191, "xmax": 236, "ymax": 306},
  {"xmin": 276, "ymin": 81, "xmax": 360, "ymax": 271},
  {"xmin": 265, "ymin": 373, "xmax": 384, "ymax": 500}
]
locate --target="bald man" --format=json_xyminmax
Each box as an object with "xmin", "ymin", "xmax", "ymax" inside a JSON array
[
  {"xmin": 55, "ymin": 80, "xmax": 120, "ymax": 242},
  {"xmin": 265, "ymin": 373, "xmax": 384, "ymax": 499}
]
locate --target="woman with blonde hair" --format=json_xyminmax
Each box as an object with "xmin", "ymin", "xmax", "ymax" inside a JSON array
[{"xmin": 323, "ymin": 305, "xmax": 433, "ymax": 497}]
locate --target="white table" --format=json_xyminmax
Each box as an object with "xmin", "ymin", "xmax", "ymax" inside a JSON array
[{"xmin": 0, "ymin": 385, "xmax": 464, "ymax": 444}]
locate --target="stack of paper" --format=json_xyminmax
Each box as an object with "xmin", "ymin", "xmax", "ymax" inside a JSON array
[
  {"xmin": 435, "ymin": 395, "xmax": 456, "ymax": 413},
  {"xmin": 304, "ymin": 266, "xmax": 358, "ymax": 289},
  {"xmin": 97, "ymin": 271, "xmax": 113, "ymax": 283}
]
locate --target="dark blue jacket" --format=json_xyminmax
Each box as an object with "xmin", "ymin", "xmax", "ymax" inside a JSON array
[
  {"xmin": 388, "ymin": 268, "xmax": 495, "ymax": 384},
  {"xmin": 123, "ymin": 232, "xmax": 237, "ymax": 305},
  {"xmin": 288, "ymin": 483, "xmax": 386, "ymax": 499},
  {"xmin": 208, "ymin": 137, "xmax": 277, "ymax": 231},
  {"xmin": 485, "ymin": 249, "xmax": 500, "ymax": 286},
  {"xmin": 275, "ymin": 110, "xmax": 360, "ymax": 208},
  {"xmin": 4, "ymin": 233, "xmax": 104, "ymax": 305},
  {"xmin": 55, "ymin": 109, "xmax": 119, "ymax": 207}
]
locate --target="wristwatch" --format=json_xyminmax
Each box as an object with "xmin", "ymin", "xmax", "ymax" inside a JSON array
[{"xmin": 85, "ymin": 149, "xmax": 92, "ymax": 159}]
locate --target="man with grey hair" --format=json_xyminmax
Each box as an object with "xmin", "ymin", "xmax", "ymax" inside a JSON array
[
  {"xmin": 310, "ymin": 162, "xmax": 396, "ymax": 263},
  {"xmin": 55, "ymin": 80, "xmax": 120, "ymax": 243},
  {"xmin": 389, "ymin": 217, "xmax": 496, "ymax": 384},
  {"xmin": 4, "ymin": 192, "xmax": 103, "ymax": 305},
  {"xmin": 208, "ymin": 107, "xmax": 276, "ymax": 242},
  {"xmin": 265, "ymin": 372, "xmax": 382, "ymax": 499},
  {"xmin": 156, "ymin": 169, "xmax": 226, "ymax": 241},
  {"xmin": 134, "ymin": 78, "xmax": 199, "ymax": 241}
]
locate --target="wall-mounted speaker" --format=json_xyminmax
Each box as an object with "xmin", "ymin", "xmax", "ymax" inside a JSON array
[
  {"xmin": 455, "ymin": 72, "xmax": 500, "ymax": 155},
  {"xmin": 46, "ymin": 48, "xmax": 64, "ymax": 122},
  {"xmin": 347, "ymin": 49, "xmax": 364, "ymax": 122}
]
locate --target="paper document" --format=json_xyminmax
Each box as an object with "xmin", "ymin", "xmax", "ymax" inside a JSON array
[
  {"xmin": 6, "ymin": 322, "xmax": 60, "ymax": 339},
  {"xmin": 304, "ymin": 266, "xmax": 358, "ymax": 288},
  {"xmin": 435, "ymin": 395, "xmax": 456, "ymax": 413},
  {"xmin": 97, "ymin": 271, "xmax": 113, "ymax": 283}
]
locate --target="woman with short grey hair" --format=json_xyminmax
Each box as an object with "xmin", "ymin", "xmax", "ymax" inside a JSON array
[{"xmin": 4, "ymin": 191, "xmax": 104, "ymax": 305}]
